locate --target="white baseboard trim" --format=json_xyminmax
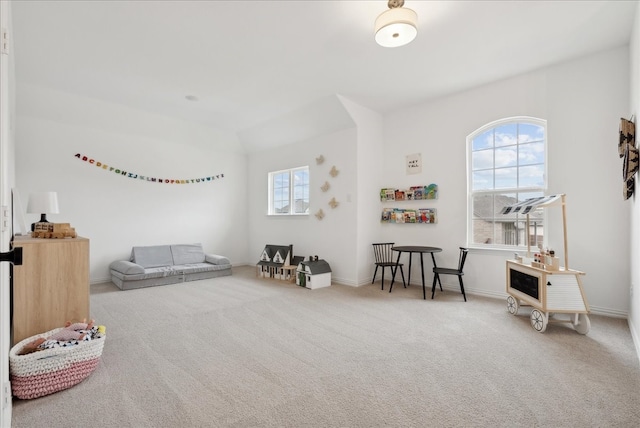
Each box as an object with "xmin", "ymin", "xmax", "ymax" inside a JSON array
[
  {"xmin": 91, "ymin": 276, "xmax": 112, "ymax": 285},
  {"xmin": 629, "ymin": 317, "xmax": 640, "ymax": 366},
  {"xmin": 588, "ymin": 305, "xmax": 628, "ymax": 319},
  {"xmin": 331, "ymin": 277, "xmax": 359, "ymax": 287}
]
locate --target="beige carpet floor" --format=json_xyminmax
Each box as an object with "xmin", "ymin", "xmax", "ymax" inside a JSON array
[{"xmin": 11, "ymin": 266, "xmax": 640, "ymax": 427}]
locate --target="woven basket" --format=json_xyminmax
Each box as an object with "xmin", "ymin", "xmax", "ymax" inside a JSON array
[{"xmin": 9, "ymin": 327, "xmax": 106, "ymax": 399}]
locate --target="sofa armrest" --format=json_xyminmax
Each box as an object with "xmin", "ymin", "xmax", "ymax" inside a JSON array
[
  {"xmin": 205, "ymin": 254, "xmax": 231, "ymax": 265},
  {"xmin": 110, "ymin": 260, "xmax": 145, "ymax": 275}
]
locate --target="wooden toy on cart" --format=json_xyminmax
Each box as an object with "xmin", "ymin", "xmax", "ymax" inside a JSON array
[
  {"xmin": 500, "ymin": 194, "xmax": 590, "ymax": 334},
  {"xmin": 32, "ymin": 222, "xmax": 78, "ymax": 239}
]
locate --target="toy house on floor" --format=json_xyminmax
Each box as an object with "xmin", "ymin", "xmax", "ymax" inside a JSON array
[
  {"xmin": 257, "ymin": 244, "xmax": 302, "ymax": 279},
  {"xmin": 296, "ymin": 259, "xmax": 332, "ymax": 289}
]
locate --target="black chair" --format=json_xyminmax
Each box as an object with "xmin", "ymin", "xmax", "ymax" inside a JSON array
[
  {"xmin": 372, "ymin": 243, "xmax": 406, "ymax": 291},
  {"xmin": 431, "ymin": 247, "xmax": 468, "ymax": 301}
]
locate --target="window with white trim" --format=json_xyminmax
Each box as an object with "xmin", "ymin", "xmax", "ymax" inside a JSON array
[
  {"xmin": 268, "ymin": 166, "xmax": 309, "ymax": 215},
  {"xmin": 467, "ymin": 117, "xmax": 547, "ymax": 248}
]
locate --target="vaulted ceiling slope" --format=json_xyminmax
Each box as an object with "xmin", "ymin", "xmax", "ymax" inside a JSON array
[{"xmin": 11, "ymin": 1, "xmax": 638, "ymax": 152}]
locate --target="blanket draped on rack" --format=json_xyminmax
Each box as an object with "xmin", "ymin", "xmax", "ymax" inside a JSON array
[{"xmin": 619, "ymin": 117, "xmax": 638, "ymax": 200}]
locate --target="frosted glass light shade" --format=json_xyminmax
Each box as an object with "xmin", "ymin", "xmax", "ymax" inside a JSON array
[
  {"xmin": 27, "ymin": 192, "xmax": 60, "ymax": 215},
  {"xmin": 375, "ymin": 7, "xmax": 418, "ymax": 48}
]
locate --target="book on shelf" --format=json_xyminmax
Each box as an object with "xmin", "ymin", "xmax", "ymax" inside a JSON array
[
  {"xmin": 424, "ymin": 184, "xmax": 438, "ymax": 199},
  {"xmin": 381, "ymin": 208, "xmax": 393, "ymax": 222},
  {"xmin": 418, "ymin": 208, "xmax": 437, "ymax": 223},
  {"xmin": 393, "ymin": 208, "xmax": 405, "ymax": 223},
  {"xmin": 410, "ymin": 186, "xmax": 423, "ymax": 200},
  {"xmin": 383, "ymin": 188, "xmax": 395, "ymax": 201},
  {"xmin": 404, "ymin": 210, "xmax": 417, "ymax": 223}
]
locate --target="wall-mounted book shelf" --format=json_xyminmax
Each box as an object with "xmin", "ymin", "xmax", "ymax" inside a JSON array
[
  {"xmin": 380, "ymin": 184, "xmax": 438, "ymax": 224},
  {"xmin": 380, "ymin": 184, "xmax": 438, "ymax": 201},
  {"xmin": 381, "ymin": 208, "xmax": 437, "ymax": 224}
]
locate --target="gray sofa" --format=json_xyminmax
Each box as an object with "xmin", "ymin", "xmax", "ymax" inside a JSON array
[{"xmin": 109, "ymin": 243, "xmax": 232, "ymax": 290}]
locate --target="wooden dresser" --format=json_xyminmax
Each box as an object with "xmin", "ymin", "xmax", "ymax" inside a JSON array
[{"xmin": 11, "ymin": 235, "xmax": 90, "ymax": 346}]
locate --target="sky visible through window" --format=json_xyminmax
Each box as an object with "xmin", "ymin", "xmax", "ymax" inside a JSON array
[
  {"xmin": 472, "ymin": 123, "xmax": 545, "ymax": 190},
  {"xmin": 273, "ymin": 172, "xmax": 289, "ymax": 212}
]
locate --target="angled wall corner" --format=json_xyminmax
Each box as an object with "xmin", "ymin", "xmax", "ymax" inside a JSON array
[
  {"xmin": 237, "ymin": 94, "xmax": 355, "ymax": 153},
  {"xmin": 336, "ymin": 95, "xmax": 386, "ymax": 286}
]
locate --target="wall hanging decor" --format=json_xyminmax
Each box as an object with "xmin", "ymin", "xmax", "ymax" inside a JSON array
[
  {"xmin": 619, "ymin": 117, "xmax": 637, "ymax": 200},
  {"xmin": 329, "ymin": 166, "xmax": 339, "ymax": 177},
  {"xmin": 316, "ymin": 155, "xmax": 325, "ymax": 165},
  {"xmin": 315, "ymin": 209, "xmax": 325, "ymax": 220},
  {"xmin": 406, "ymin": 153, "xmax": 422, "ymax": 175},
  {"xmin": 321, "ymin": 181, "xmax": 330, "ymax": 192},
  {"xmin": 328, "ymin": 197, "xmax": 339, "ymax": 209},
  {"xmin": 74, "ymin": 153, "xmax": 224, "ymax": 184}
]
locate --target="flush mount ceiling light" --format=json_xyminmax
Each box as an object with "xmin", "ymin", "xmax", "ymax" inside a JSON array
[{"xmin": 374, "ymin": 0, "xmax": 418, "ymax": 48}]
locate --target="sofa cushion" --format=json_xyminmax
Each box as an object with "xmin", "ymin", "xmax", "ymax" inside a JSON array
[
  {"xmin": 205, "ymin": 254, "xmax": 231, "ymax": 265},
  {"xmin": 171, "ymin": 244, "xmax": 205, "ymax": 265},
  {"xmin": 132, "ymin": 245, "xmax": 174, "ymax": 268},
  {"xmin": 109, "ymin": 260, "xmax": 145, "ymax": 275},
  {"xmin": 111, "ymin": 265, "xmax": 182, "ymax": 281},
  {"xmin": 173, "ymin": 263, "xmax": 231, "ymax": 274}
]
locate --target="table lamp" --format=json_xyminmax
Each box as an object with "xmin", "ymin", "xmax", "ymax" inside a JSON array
[{"xmin": 27, "ymin": 191, "xmax": 59, "ymax": 231}]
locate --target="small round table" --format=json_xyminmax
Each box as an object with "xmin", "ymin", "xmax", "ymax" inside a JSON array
[{"xmin": 390, "ymin": 246, "xmax": 443, "ymax": 299}]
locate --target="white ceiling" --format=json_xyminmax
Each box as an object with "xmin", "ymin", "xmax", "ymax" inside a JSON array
[{"xmin": 10, "ymin": 1, "xmax": 639, "ymax": 152}]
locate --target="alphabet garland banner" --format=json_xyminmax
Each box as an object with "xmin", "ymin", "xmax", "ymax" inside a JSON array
[{"xmin": 74, "ymin": 153, "xmax": 224, "ymax": 184}]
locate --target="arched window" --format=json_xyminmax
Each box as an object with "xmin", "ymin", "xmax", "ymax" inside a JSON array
[{"xmin": 467, "ymin": 117, "xmax": 547, "ymax": 248}]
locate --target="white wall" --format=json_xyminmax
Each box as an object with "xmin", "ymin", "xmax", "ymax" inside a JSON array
[
  {"xmin": 382, "ymin": 47, "xmax": 630, "ymax": 316},
  {"xmin": 15, "ymin": 83, "xmax": 248, "ymax": 283},
  {"xmin": 247, "ymin": 126, "xmax": 358, "ymax": 285},
  {"xmin": 338, "ymin": 96, "xmax": 385, "ymax": 285},
  {"xmin": 629, "ymin": 3, "xmax": 640, "ymax": 358}
]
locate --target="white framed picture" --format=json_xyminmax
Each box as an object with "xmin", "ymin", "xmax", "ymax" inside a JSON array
[{"xmin": 406, "ymin": 153, "xmax": 422, "ymax": 175}]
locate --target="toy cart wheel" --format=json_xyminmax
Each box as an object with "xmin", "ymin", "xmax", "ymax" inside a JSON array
[
  {"xmin": 507, "ymin": 295, "xmax": 519, "ymax": 315},
  {"xmin": 573, "ymin": 313, "xmax": 590, "ymax": 335},
  {"xmin": 530, "ymin": 309, "xmax": 548, "ymax": 333}
]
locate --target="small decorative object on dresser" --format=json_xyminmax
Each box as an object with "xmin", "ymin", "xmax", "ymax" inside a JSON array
[{"xmin": 32, "ymin": 222, "xmax": 77, "ymax": 239}]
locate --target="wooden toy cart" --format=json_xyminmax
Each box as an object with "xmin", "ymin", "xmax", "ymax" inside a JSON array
[{"xmin": 501, "ymin": 194, "xmax": 590, "ymax": 334}]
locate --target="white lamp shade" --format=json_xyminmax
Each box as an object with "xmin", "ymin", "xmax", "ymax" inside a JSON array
[
  {"xmin": 27, "ymin": 192, "xmax": 60, "ymax": 214},
  {"xmin": 375, "ymin": 7, "xmax": 418, "ymax": 48}
]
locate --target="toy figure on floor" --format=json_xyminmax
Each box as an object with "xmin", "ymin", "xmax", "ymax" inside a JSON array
[{"xmin": 18, "ymin": 319, "xmax": 103, "ymax": 355}]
